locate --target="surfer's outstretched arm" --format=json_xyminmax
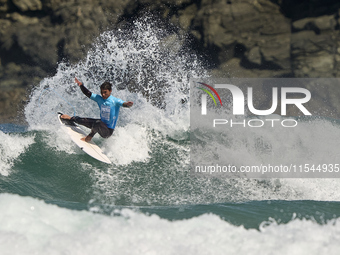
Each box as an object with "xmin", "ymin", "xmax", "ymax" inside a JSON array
[
  {"xmin": 75, "ymin": 77, "xmax": 92, "ymax": 98},
  {"xmin": 123, "ymin": 101, "xmax": 133, "ymax": 108}
]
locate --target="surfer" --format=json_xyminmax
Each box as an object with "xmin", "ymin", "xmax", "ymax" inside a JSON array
[{"xmin": 61, "ymin": 77, "xmax": 133, "ymax": 142}]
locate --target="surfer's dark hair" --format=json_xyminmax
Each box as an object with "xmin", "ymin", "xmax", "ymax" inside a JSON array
[{"xmin": 100, "ymin": 81, "xmax": 112, "ymax": 91}]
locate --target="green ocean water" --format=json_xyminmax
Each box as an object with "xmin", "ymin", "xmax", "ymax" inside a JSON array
[
  {"xmin": 1, "ymin": 124, "xmax": 340, "ymax": 232},
  {"xmin": 1, "ymin": 18, "xmax": 340, "ymax": 254}
]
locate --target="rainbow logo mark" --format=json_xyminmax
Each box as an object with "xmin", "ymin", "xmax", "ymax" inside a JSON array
[{"xmin": 197, "ymin": 82, "xmax": 223, "ymax": 106}]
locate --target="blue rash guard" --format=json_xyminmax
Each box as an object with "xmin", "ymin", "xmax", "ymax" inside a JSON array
[{"xmin": 90, "ymin": 93, "xmax": 125, "ymax": 129}]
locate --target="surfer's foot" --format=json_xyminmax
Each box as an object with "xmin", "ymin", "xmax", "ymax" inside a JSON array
[
  {"xmin": 81, "ymin": 136, "xmax": 92, "ymax": 142},
  {"xmin": 61, "ymin": 114, "xmax": 72, "ymax": 120}
]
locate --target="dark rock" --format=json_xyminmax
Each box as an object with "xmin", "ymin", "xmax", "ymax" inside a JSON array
[
  {"xmin": 12, "ymin": 0, "xmax": 42, "ymax": 12},
  {"xmin": 0, "ymin": 87, "xmax": 27, "ymax": 123},
  {"xmin": 0, "ymin": 0, "xmax": 9, "ymax": 12},
  {"xmin": 190, "ymin": 0, "xmax": 291, "ymax": 73},
  {"xmin": 291, "ymin": 30, "xmax": 337, "ymax": 77},
  {"xmin": 1, "ymin": 0, "xmax": 340, "ymax": 122}
]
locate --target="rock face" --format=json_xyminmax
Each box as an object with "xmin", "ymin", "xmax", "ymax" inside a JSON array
[
  {"xmin": 192, "ymin": 0, "xmax": 292, "ymax": 77},
  {"xmin": 1, "ymin": 0, "xmax": 340, "ymax": 122}
]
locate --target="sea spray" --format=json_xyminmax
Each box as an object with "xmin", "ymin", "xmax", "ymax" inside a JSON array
[
  {"xmin": 0, "ymin": 131, "xmax": 35, "ymax": 176},
  {"xmin": 25, "ymin": 17, "xmax": 206, "ymax": 131},
  {"xmin": 21, "ymin": 17, "xmax": 340, "ymax": 206},
  {"xmin": 1, "ymin": 14, "xmax": 340, "ymax": 255}
]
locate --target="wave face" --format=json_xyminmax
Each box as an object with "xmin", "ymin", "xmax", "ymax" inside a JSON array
[
  {"xmin": 1, "ymin": 17, "xmax": 340, "ymax": 254},
  {"xmin": 2, "ymin": 18, "xmax": 340, "ymax": 205}
]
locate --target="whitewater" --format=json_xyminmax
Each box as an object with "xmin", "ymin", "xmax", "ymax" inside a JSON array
[{"xmin": 1, "ymin": 18, "xmax": 340, "ymax": 254}]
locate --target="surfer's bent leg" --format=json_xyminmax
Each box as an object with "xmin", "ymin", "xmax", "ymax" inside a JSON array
[
  {"xmin": 71, "ymin": 117, "xmax": 114, "ymax": 139},
  {"xmin": 71, "ymin": 116, "xmax": 97, "ymax": 130},
  {"xmin": 92, "ymin": 121, "xmax": 114, "ymax": 138}
]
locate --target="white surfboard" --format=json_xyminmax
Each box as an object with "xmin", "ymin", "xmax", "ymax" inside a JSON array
[{"xmin": 57, "ymin": 113, "xmax": 111, "ymax": 164}]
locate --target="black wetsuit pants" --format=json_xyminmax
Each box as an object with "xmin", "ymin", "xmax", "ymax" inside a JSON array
[{"xmin": 71, "ymin": 116, "xmax": 114, "ymax": 138}]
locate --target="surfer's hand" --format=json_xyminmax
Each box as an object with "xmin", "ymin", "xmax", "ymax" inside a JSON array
[
  {"xmin": 75, "ymin": 77, "xmax": 83, "ymax": 86},
  {"xmin": 123, "ymin": 101, "xmax": 133, "ymax": 108}
]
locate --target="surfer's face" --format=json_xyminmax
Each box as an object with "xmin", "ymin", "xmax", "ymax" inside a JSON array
[{"xmin": 101, "ymin": 89, "xmax": 111, "ymax": 100}]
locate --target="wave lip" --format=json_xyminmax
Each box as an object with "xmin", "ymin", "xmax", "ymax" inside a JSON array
[{"xmin": 0, "ymin": 131, "xmax": 35, "ymax": 176}]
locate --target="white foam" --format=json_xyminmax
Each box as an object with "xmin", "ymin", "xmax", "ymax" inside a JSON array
[
  {"xmin": 0, "ymin": 194, "xmax": 339, "ymax": 255},
  {"xmin": 24, "ymin": 18, "xmax": 200, "ymax": 166},
  {"xmin": 0, "ymin": 131, "xmax": 35, "ymax": 176},
  {"xmin": 223, "ymin": 178, "xmax": 340, "ymax": 202},
  {"xmin": 279, "ymin": 178, "xmax": 340, "ymax": 201},
  {"xmin": 103, "ymin": 124, "xmax": 150, "ymax": 165},
  {"xmin": 21, "ymin": 17, "xmax": 340, "ymax": 204},
  {"xmin": 42, "ymin": 128, "xmax": 79, "ymax": 155}
]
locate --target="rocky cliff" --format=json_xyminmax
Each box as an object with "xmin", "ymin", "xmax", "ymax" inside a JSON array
[{"xmin": 1, "ymin": 0, "xmax": 340, "ymax": 122}]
